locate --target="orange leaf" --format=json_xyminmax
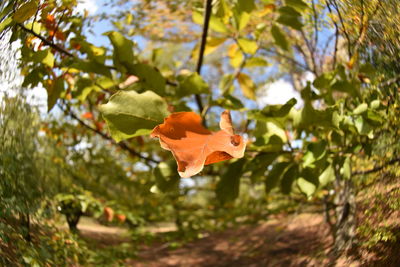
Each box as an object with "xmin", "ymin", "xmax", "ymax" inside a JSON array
[
  {"xmin": 116, "ymin": 214, "xmax": 126, "ymax": 223},
  {"xmin": 151, "ymin": 110, "xmax": 246, "ymax": 178},
  {"xmin": 103, "ymin": 207, "xmax": 114, "ymax": 222},
  {"xmin": 81, "ymin": 112, "xmax": 93, "ymax": 119}
]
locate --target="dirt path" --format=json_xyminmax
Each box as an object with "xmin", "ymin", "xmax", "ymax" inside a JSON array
[
  {"xmin": 77, "ymin": 175, "xmax": 400, "ymax": 266},
  {"xmin": 127, "ymin": 213, "xmax": 333, "ymax": 267}
]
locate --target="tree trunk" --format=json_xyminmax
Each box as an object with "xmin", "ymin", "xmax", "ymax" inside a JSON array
[
  {"xmin": 333, "ymin": 176, "xmax": 356, "ymax": 259},
  {"xmin": 66, "ymin": 211, "xmax": 82, "ymax": 233}
]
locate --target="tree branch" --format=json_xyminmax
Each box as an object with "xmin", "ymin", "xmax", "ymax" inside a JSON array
[
  {"xmin": 329, "ymin": 0, "xmax": 352, "ymax": 59},
  {"xmin": 16, "ymin": 23, "xmax": 74, "ymax": 57},
  {"xmin": 379, "ymin": 74, "xmax": 400, "ymax": 87},
  {"xmin": 353, "ymin": 157, "xmax": 400, "ymax": 176},
  {"xmin": 194, "ymin": 0, "xmax": 213, "ymax": 115},
  {"xmin": 325, "ymin": 0, "xmax": 340, "ymax": 70},
  {"xmin": 311, "ymin": 0, "xmax": 319, "ymax": 53},
  {"xmin": 300, "ymin": 29, "xmax": 317, "ymax": 74},
  {"xmin": 261, "ymin": 48, "xmax": 310, "ymax": 72},
  {"xmin": 58, "ymin": 103, "xmax": 159, "ymax": 164}
]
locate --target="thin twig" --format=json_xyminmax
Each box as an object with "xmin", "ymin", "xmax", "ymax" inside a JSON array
[
  {"xmin": 261, "ymin": 48, "xmax": 310, "ymax": 71},
  {"xmin": 49, "ymin": 9, "xmax": 67, "ymax": 43},
  {"xmin": 311, "ymin": 0, "xmax": 319, "ymax": 54},
  {"xmin": 194, "ymin": 0, "xmax": 213, "ymax": 116},
  {"xmin": 58, "ymin": 103, "xmax": 159, "ymax": 164},
  {"xmin": 31, "ymin": 0, "xmax": 41, "ymax": 31},
  {"xmin": 300, "ymin": 29, "xmax": 317, "ymax": 74},
  {"xmin": 353, "ymin": 157, "xmax": 400, "ymax": 176},
  {"xmin": 294, "ymin": 43, "xmax": 315, "ymax": 74},
  {"xmin": 17, "ymin": 22, "xmax": 74, "ymax": 57},
  {"xmin": 330, "ymin": 0, "xmax": 352, "ymax": 58},
  {"xmin": 325, "ymin": 0, "xmax": 340, "ymax": 70},
  {"xmin": 379, "ymin": 74, "xmax": 400, "ymax": 87}
]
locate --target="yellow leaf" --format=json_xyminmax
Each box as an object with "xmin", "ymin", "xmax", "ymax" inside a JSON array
[
  {"xmin": 237, "ymin": 73, "xmax": 256, "ymax": 100},
  {"xmin": 228, "ymin": 43, "xmax": 238, "ymax": 58},
  {"xmin": 238, "ymin": 38, "xmax": 258, "ymax": 54},
  {"xmin": 210, "ymin": 16, "xmax": 229, "ymax": 33},
  {"xmin": 204, "ymin": 37, "xmax": 226, "ymax": 55},
  {"xmin": 237, "ymin": 12, "xmax": 250, "ymax": 31},
  {"xmin": 228, "ymin": 44, "xmax": 243, "ymax": 68},
  {"xmin": 257, "ymin": 4, "xmax": 276, "ymax": 17},
  {"xmin": 192, "ymin": 11, "xmax": 203, "ymax": 24}
]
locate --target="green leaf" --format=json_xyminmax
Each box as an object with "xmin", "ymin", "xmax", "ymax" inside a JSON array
[
  {"xmin": 285, "ymin": 0, "xmax": 309, "ymax": 12},
  {"xmin": 359, "ymin": 63, "xmax": 376, "ymax": 78},
  {"xmin": 234, "ymin": 11, "xmax": 250, "ymax": 31},
  {"xmin": 177, "ymin": 72, "xmax": 209, "ymax": 97},
  {"xmin": 22, "ymin": 67, "xmax": 44, "ymax": 88},
  {"xmin": 244, "ymin": 57, "xmax": 268, "ymax": 68},
  {"xmin": 250, "ymin": 98, "xmax": 297, "ymax": 120},
  {"xmin": 237, "ymin": 73, "xmax": 256, "ymax": 100},
  {"xmin": 216, "ymin": 159, "xmax": 246, "ymax": 204},
  {"xmin": 353, "ymin": 103, "xmax": 368, "ymax": 115},
  {"xmin": 331, "ymin": 80, "xmax": 358, "ymax": 97},
  {"xmin": 194, "ymin": 10, "xmax": 230, "ymax": 32},
  {"xmin": 281, "ymin": 164, "xmax": 298, "ymax": 194},
  {"xmin": 215, "ymin": 0, "xmax": 230, "ymax": 19},
  {"xmin": 99, "ymin": 90, "xmax": 170, "ymax": 142},
  {"xmin": 47, "ymin": 78, "xmax": 64, "ymax": 112},
  {"xmin": 219, "ymin": 74, "xmax": 235, "ymax": 93},
  {"xmin": 210, "ymin": 16, "xmax": 229, "ymax": 33},
  {"xmin": 366, "ymin": 109, "xmax": 383, "ymax": 125},
  {"xmin": 293, "ymin": 102, "xmax": 336, "ymax": 129},
  {"xmin": 246, "ymin": 153, "xmax": 278, "ymax": 173},
  {"xmin": 73, "ymin": 78, "xmax": 101, "ymax": 102},
  {"xmin": 302, "ymin": 140, "xmax": 327, "ymax": 168},
  {"xmin": 13, "ymin": 0, "xmax": 38, "ymax": 23},
  {"xmin": 354, "ymin": 116, "xmax": 373, "ymax": 137},
  {"xmin": 237, "ymin": 38, "xmax": 258, "ymax": 54},
  {"xmin": 271, "ymin": 25, "xmax": 289, "ymax": 51},
  {"xmin": 153, "ymin": 161, "xmax": 180, "ymax": 193},
  {"xmin": 340, "ymin": 157, "xmax": 351, "ymax": 179},
  {"xmin": 370, "ymin": 99, "xmax": 380, "ymax": 110},
  {"xmin": 68, "ymin": 59, "xmax": 112, "ymax": 78},
  {"xmin": 130, "ymin": 63, "xmax": 166, "ymax": 95},
  {"xmin": 75, "ymin": 40, "xmax": 107, "ymax": 64},
  {"xmin": 277, "ymin": 6, "xmax": 303, "ymax": 30},
  {"xmin": 248, "ymin": 153, "xmax": 279, "ymax": 183},
  {"xmin": 25, "ymin": 22, "xmax": 41, "ymax": 35},
  {"xmin": 265, "ymin": 162, "xmax": 290, "ymax": 193},
  {"xmin": 253, "ymin": 134, "xmax": 284, "ymax": 152},
  {"xmin": 33, "ymin": 49, "xmax": 54, "ymax": 68},
  {"xmin": 192, "ymin": 11, "xmax": 203, "ymax": 24},
  {"xmin": 237, "ymin": 0, "xmax": 256, "ymax": 13},
  {"xmin": 297, "ymin": 177, "xmax": 316, "ymax": 197},
  {"xmin": 0, "ymin": 17, "xmax": 14, "ymax": 33},
  {"xmin": 319, "ymin": 164, "xmax": 335, "ymax": 187},
  {"xmin": 105, "ymin": 31, "xmax": 135, "ymax": 71},
  {"xmin": 313, "ymin": 73, "xmax": 334, "ymax": 90},
  {"xmin": 213, "ymin": 95, "xmax": 244, "ymax": 110}
]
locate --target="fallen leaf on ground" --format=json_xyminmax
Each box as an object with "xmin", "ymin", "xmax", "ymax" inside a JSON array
[{"xmin": 151, "ymin": 110, "xmax": 246, "ymax": 178}]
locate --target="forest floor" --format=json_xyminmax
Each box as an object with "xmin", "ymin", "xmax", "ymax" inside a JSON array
[
  {"xmin": 80, "ymin": 212, "xmax": 339, "ymax": 266},
  {"xmin": 79, "ymin": 174, "xmax": 400, "ymax": 267},
  {"xmin": 126, "ymin": 213, "xmax": 334, "ymax": 267}
]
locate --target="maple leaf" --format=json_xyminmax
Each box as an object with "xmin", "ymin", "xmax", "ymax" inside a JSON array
[{"xmin": 151, "ymin": 110, "xmax": 246, "ymax": 178}]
